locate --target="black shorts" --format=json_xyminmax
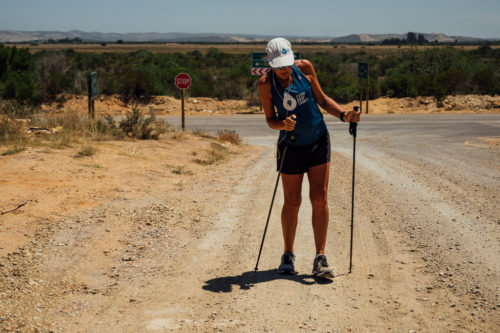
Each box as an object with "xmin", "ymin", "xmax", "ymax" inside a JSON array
[{"xmin": 276, "ymin": 131, "xmax": 331, "ymax": 174}]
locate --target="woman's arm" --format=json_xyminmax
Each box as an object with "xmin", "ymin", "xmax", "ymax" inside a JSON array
[
  {"xmin": 297, "ymin": 60, "xmax": 360, "ymax": 123},
  {"xmin": 258, "ymin": 74, "xmax": 296, "ymax": 131}
]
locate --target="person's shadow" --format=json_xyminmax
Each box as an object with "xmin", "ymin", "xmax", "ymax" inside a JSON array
[{"xmin": 203, "ymin": 269, "xmax": 337, "ymax": 293}]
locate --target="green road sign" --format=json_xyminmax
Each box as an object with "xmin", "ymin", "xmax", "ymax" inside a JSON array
[
  {"xmin": 90, "ymin": 72, "xmax": 98, "ymax": 99},
  {"xmin": 358, "ymin": 62, "xmax": 368, "ymax": 79},
  {"xmin": 251, "ymin": 52, "xmax": 301, "ymax": 68}
]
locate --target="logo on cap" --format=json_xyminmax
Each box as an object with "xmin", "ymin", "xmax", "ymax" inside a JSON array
[{"xmin": 282, "ymin": 48, "xmax": 287, "ymax": 55}]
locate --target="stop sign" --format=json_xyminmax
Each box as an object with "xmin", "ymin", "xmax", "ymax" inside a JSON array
[{"xmin": 175, "ymin": 73, "xmax": 191, "ymax": 89}]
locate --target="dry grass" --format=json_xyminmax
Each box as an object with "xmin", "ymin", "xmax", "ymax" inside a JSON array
[
  {"xmin": 0, "ymin": 115, "xmax": 28, "ymax": 146},
  {"xmin": 193, "ymin": 143, "xmax": 232, "ymax": 166},
  {"xmin": 1, "ymin": 147, "xmax": 26, "ymax": 156},
  {"xmin": 1, "ymin": 108, "xmax": 170, "ymax": 152},
  {"xmin": 192, "ymin": 130, "xmax": 216, "ymax": 140},
  {"xmin": 217, "ymin": 129, "xmax": 241, "ymax": 145},
  {"xmin": 170, "ymin": 130, "xmax": 187, "ymax": 140},
  {"xmin": 77, "ymin": 145, "xmax": 97, "ymax": 157},
  {"xmin": 165, "ymin": 164, "xmax": 194, "ymax": 175}
]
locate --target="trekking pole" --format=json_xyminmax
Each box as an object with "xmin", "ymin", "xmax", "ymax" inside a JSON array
[
  {"xmin": 348, "ymin": 106, "xmax": 359, "ymax": 274},
  {"xmin": 254, "ymin": 130, "xmax": 295, "ymax": 272}
]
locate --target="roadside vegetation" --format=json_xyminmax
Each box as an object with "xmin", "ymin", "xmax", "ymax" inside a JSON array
[
  {"xmin": 1, "ymin": 43, "xmax": 499, "ymax": 109},
  {"xmin": 0, "ymin": 42, "xmax": 498, "ymax": 152},
  {"xmin": 0, "ymin": 104, "xmax": 168, "ymax": 152}
]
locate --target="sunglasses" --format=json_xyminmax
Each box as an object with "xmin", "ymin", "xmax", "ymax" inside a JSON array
[{"xmin": 274, "ymin": 65, "xmax": 292, "ymax": 70}]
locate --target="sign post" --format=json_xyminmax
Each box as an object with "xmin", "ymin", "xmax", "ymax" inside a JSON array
[
  {"xmin": 251, "ymin": 52, "xmax": 301, "ymax": 76},
  {"xmin": 87, "ymin": 72, "xmax": 97, "ymax": 119},
  {"xmin": 251, "ymin": 52, "xmax": 300, "ymax": 110},
  {"xmin": 357, "ymin": 62, "xmax": 369, "ymax": 114},
  {"xmin": 175, "ymin": 73, "xmax": 191, "ymax": 130}
]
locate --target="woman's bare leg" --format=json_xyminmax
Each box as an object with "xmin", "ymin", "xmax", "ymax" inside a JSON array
[
  {"xmin": 280, "ymin": 173, "xmax": 304, "ymax": 253},
  {"xmin": 307, "ymin": 163, "xmax": 330, "ymax": 254}
]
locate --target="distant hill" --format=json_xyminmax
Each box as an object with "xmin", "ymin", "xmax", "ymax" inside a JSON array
[
  {"xmin": 338, "ymin": 33, "xmax": 490, "ymax": 43},
  {"xmin": 0, "ymin": 30, "xmax": 496, "ymax": 43}
]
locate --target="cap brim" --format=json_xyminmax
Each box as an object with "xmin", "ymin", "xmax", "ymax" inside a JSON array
[{"xmin": 268, "ymin": 52, "xmax": 294, "ymax": 68}]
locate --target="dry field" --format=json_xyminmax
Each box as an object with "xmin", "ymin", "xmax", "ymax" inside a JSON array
[{"xmin": 8, "ymin": 42, "xmax": 500, "ymax": 55}]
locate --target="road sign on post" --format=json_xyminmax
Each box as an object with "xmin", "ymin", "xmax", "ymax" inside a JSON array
[
  {"xmin": 175, "ymin": 73, "xmax": 191, "ymax": 130},
  {"xmin": 357, "ymin": 62, "xmax": 369, "ymax": 114},
  {"xmin": 175, "ymin": 73, "xmax": 191, "ymax": 90},
  {"xmin": 90, "ymin": 72, "xmax": 98, "ymax": 98},
  {"xmin": 87, "ymin": 72, "xmax": 97, "ymax": 119},
  {"xmin": 357, "ymin": 62, "xmax": 368, "ymax": 79},
  {"xmin": 251, "ymin": 52, "xmax": 301, "ymax": 76}
]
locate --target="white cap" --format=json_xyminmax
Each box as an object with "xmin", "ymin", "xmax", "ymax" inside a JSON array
[{"xmin": 266, "ymin": 37, "xmax": 294, "ymax": 68}]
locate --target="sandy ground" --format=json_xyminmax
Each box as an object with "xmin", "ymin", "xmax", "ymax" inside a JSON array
[
  {"xmin": 1, "ymin": 98, "xmax": 499, "ymax": 332},
  {"xmin": 41, "ymin": 94, "xmax": 500, "ymax": 118}
]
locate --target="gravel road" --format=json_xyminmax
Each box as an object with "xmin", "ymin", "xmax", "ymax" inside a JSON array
[{"xmin": 1, "ymin": 114, "xmax": 498, "ymax": 331}]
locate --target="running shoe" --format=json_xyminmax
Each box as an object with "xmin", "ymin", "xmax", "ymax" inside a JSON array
[
  {"xmin": 312, "ymin": 254, "xmax": 334, "ymax": 279},
  {"xmin": 277, "ymin": 251, "xmax": 297, "ymax": 275}
]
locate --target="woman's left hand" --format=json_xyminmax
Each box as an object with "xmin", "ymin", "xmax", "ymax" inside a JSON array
[{"xmin": 345, "ymin": 108, "xmax": 361, "ymax": 123}]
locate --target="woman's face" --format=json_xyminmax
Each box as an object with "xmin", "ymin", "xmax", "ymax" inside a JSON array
[{"xmin": 272, "ymin": 66, "xmax": 292, "ymax": 80}]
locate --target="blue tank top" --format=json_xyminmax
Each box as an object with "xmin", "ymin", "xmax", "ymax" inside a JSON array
[{"xmin": 271, "ymin": 64, "xmax": 327, "ymax": 146}]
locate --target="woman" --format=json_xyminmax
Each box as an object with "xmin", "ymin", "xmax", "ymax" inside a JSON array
[{"xmin": 258, "ymin": 37, "xmax": 360, "ymax": 278}]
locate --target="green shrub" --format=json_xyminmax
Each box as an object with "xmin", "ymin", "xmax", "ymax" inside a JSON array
[
  {"xmin": 119, "ymin": 108, "xmax": 165, "ymax": 139},
  {"xmin": 1, "ymin": 44, "xmax": 499, "ymax": 106}
]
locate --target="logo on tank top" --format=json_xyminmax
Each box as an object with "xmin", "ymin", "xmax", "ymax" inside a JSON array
[
  {"xmin": 283, "ymin": 93, "xmax": 297, "ymax": 111},
  {"xmin": 283, "ymin": 91, "xmax": 309, "ymax": 111},
  {"xmin": 296, "ymin": 92, "xmax": 309, "ymax": 106}
]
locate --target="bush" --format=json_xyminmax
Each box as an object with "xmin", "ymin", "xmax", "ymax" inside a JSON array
[
  {"xmin": 0, "ymin": 114, "xmax": 26, "ymax": 144},
  {"xmin": 77, "ymin": 145, "xmax": 97, "ymax": 157},
  {"xmin": 1, "ymin": 44, "xmax": 500, "ymax": 106},
  {"xmin": 217, "ymin": 129, "xmax": 242, "ymax": 145},
  {"xmin": 119, "ymin": 108, "xmax": 165, "ymax": 139},
  {"xmin": 94, "ymin": 115, "xmax": 124, "ymax": 139},
  {"xmin": 193, "ymin": 143, "xmax": 230, "ymax": 165}
]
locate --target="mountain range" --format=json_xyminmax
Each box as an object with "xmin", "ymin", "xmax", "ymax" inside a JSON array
[{"xmin": 0, "ymin": 30, "xmax": 496, "ymax": 43}]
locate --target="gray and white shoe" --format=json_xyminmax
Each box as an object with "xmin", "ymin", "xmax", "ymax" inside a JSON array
[
  {"xmin": 277, "ymin": 251, "xmax": 297, "ymax": 275},
  {"xmin": 312, "ymin": 254, "xmax": 334, "ymax": 279}
]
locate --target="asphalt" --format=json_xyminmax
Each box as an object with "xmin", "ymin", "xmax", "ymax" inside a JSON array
[
  {"xmin": 161, "ymin": 113, "xmax": 500, "ymax": 195},
  {"xmin": 160, "ymin": 113, "xmax": 500, "ymax": 146}
]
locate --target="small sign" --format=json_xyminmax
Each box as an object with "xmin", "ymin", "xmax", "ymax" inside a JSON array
[
  {"xmin": 251, "ymin": 52, "xmax": 301, "ymax": 76},
  {"xmin": 175, "ymin": 73, "xmax": 191, "ymax": 89},
  {"xmin": 358, "ymin": 62, "xmax": 368, "ymax": 79},
  {"xmin": 252, "ymin": 68, "xmax": 270, "ymax": 75},
  {"xmin": 90, "ymin": 72, "xmax": 98, "ymax": 99}
]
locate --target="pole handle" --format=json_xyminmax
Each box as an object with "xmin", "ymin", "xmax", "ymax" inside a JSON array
[{"xmin": 349, "ymin": 106, "xmax": 358, "ymax": 137}]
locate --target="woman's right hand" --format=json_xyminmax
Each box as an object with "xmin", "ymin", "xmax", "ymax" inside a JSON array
[{"xmin": 282, "ymin": 114, "xmax": 296, "ymax": 131}]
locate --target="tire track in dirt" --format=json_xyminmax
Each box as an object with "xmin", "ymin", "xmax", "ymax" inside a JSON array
[
  {"xmin": 331, "ymin": 142, "xmax": 499, "ymax": 331},
  {"xmin": 136, "ymin": 142, "xmax": 495, "ymax": 332},
  {"xmin": 2, "ymin": 132, "xmax": 498, "ymax": 331}
]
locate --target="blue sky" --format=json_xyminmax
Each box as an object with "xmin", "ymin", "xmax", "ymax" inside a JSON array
[{"xmin": 0, "ymin": 0, "xmax": 499, "ymax": 38}]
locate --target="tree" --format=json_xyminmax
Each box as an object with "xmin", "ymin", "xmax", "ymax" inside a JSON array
[
  {"xmin": 417, "ymin": 34, "xmax": 428, "ymax": 44},
  {"xmin": 407, "ymin": 32, "xmax": 417, "ymax": 44}
]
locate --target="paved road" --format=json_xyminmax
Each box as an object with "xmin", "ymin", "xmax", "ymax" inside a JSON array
[
  {"xmin": 160, "ymin": 113, "xmax": 500, "ymax": 147},
  {"xmin": 161, "ymin": 112, "xmax": 500, "ymax": 223}
]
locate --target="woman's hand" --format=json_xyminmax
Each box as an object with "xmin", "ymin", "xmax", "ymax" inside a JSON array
[
  {"xmin": 345, "ymin": 109, "xmax": 361, "ymax": 123},
  {"xmin": 282, "ymin": 114, "xmax": 296, "ymax": 131}
]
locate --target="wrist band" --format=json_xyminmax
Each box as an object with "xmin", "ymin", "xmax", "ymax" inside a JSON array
[{"xmin": 340, "ymin": 111, "xmax": 347, "ymax": 122}]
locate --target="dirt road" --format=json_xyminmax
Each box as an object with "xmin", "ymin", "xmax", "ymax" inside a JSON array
[{"xmin": 1, "ymin": 116, "xmax": 499, "ymax": 332}]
